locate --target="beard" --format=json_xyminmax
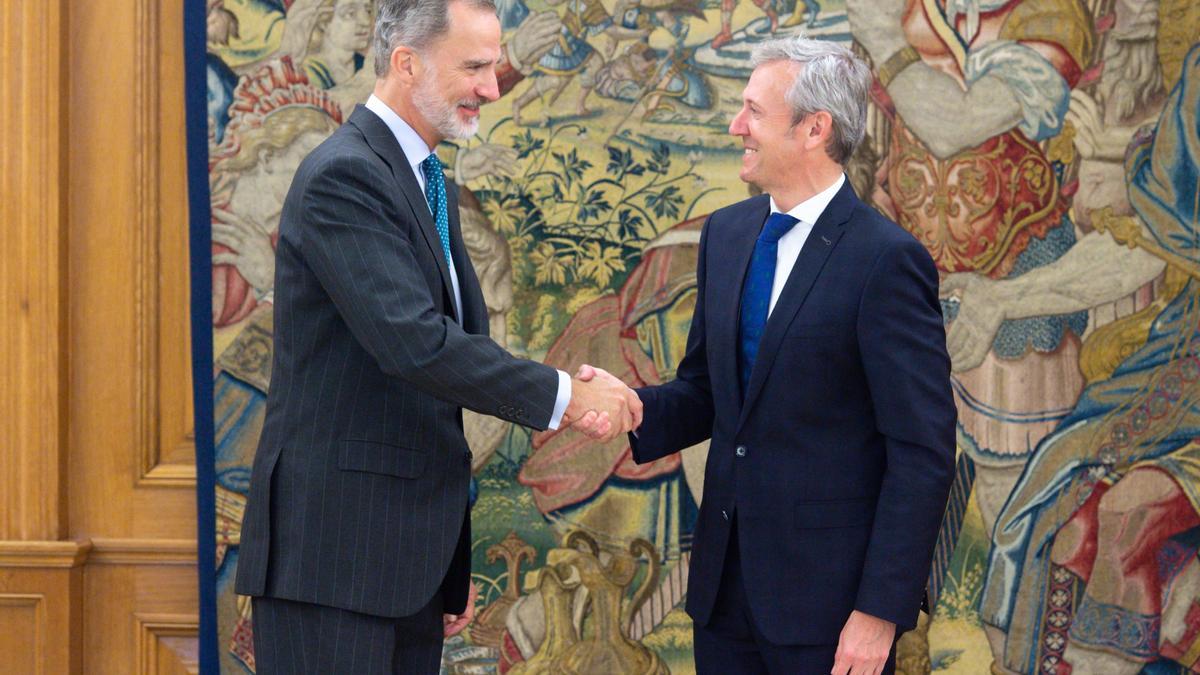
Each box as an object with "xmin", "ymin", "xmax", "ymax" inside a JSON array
[
  {"xmin": 1097, "ymin": 37, "xmax": 1164, "ymax": 124},
  {"xmin": 413, "ymin": 65, "xmax": 483, "ymax": 140}
]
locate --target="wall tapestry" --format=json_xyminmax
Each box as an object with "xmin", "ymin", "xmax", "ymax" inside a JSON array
[{"xmin": 189, "ymin": 0, "xmax": 1200, "ymax": 671}]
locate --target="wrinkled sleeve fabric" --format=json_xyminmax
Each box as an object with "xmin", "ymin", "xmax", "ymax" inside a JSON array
[
  {"xmin": 853, "ymin": 237, "xmax": 957, "ymax": 631},
  {"xmin": 299, "ymin": 155, "xmax": 560, "ymax": 428}
]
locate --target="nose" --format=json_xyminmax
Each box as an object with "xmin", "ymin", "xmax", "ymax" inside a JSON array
[
  {"xmin": 729, "ymin": 108, "xmax": 747, "ymax": 136},
  {"xmin": 479, "ymin": 67, "xmax": 501, "ymax": 103}
]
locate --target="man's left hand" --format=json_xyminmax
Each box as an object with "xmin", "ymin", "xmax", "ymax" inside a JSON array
[
  {"xmin": 443, "ymin": 581, "xmax": 479, "ymax": 637},
  {"xmin": 832, "ymin": 610, "xmax": 895, "ymax": 675}
]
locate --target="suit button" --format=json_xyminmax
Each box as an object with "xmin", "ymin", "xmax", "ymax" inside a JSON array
[
  {"xmin": 735, "ymin": 445, "xmax": 747, "ymax": 457},
  {"xmin": 722, "ymin": 509, "xmax": 729, "ymax": 521},
  {"xmin": 518, "ymin": 407, "xmax": 525, "ymax": 417}
]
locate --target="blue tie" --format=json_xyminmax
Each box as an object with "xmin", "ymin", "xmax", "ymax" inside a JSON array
[
  {"xmin": 421, "ymin": 153, "xmax": 453, "ymax": 265},
  {"xmin": 739, "ymin": 212, "xmax": 799, "ymax": 395}
]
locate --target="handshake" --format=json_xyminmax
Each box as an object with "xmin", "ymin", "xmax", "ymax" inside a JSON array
[{"xmin": 562, "ymin": 364, "xmax": 643, "ymax": 442}]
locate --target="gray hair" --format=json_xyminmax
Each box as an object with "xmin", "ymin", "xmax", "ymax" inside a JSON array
[
  {"xmin": 373, "ymin": 0, "xmax": 497, "ymax": 77},
  {"xmin": 751, "ymin": 37, "xmax": 872, "ymax": 164},
  {"xmin": 1097, "ymin": 36, "xmax": 1163, "ymax": 124}
]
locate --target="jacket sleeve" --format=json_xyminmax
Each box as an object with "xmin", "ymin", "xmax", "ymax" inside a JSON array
[
  {"xmin": 297, "ymin": 154, "xmax": 560, "ymax": 429},
  {"xmin": 853, "ymin": 236, "xmax": 957, "ymax": 631},
  {"xmin": 630, "ymin": 215, "xmax": 716, "ymax": 463}
]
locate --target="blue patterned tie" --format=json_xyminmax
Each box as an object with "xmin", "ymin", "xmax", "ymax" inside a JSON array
[
  {"xmin": 421, "ymin": 153, "xmax": 453, "ymax": 265},
  {"xmin": 739, "ymin": 212, "xmax": 799, "ymax": 395}
]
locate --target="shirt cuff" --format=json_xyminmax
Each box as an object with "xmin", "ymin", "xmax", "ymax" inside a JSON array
[{"xmin": 547, "ymin": 369, "xmax": 572, "ymax": 430}]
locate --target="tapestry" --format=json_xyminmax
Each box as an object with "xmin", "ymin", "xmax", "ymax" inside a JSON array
[{"xmin": 192, "ymin": 0, "xmax": 1200, "ymax": 671}]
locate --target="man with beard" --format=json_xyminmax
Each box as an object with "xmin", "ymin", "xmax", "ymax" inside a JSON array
[{"xmin": 233, "ymin": 0, "xmax": 642, "ymax": 671}]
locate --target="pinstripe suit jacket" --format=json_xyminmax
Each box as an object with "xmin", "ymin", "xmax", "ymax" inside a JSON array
[{"xmin": 234, "ymin": 106, "xmax": 560, "ymax": 618}]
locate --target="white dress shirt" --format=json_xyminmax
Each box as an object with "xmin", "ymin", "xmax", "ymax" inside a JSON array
[
  {"xmin": 365, "ymin": 95, "xmax": 571, "ymax": 429},
  {"xmin": 634, "ymin": 174, "xmax": 848, "ymax": 441},
  {"xmin": 766, "ymin": 173, "xmax": 845, "ymax": 316}
]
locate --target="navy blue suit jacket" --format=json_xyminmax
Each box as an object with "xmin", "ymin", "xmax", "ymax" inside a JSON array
[{"xmin": 630, "ymin": 181, "xmax": 956, "ymax": 645}]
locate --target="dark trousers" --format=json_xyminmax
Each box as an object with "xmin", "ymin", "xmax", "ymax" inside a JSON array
[
  {"xmin": 251, "ymin": 592, "xmax": 444, "ymax": 675},
  {"xmin": 694, "ymin": 519, "xmax": 897, "ymax": 675}
]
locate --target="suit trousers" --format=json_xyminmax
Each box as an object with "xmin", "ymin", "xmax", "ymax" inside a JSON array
[
  {"xmin": 251, "ymin": 590, "xmax": 443, "ymax": 675},
  {"xmin": 693, "ymin": 518, "xmax": 896, "ymax": 675}
]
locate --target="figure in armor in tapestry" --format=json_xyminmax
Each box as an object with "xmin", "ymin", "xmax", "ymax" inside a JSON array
[
  {"xmin": 592, "ymin": 0, "xmax": 715, "ymax": 121},
  {"xmin": 511, "ymin": 0, "xmax": 612, "ymax": 124},
  {"xmin": 846, "ymin": 0, "xmax": 1097, "ymax": 611},
  {"xmin": 978, "ymin": 5, "xmax": 1200, "ymax": 671}
]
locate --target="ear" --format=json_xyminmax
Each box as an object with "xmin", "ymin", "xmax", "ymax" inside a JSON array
[
  {"xmin": 805, "ymin": 110, "xmax": 834, "ymax": 151},
  {"xmin": 389, "ymin": 45, "xmax": 419, "ymax": 85}
]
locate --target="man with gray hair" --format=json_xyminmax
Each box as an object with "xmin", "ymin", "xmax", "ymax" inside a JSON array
[
  {"xmin": 580, "ymin": 36, "xmax": 956, "ymax": 673},
  {"xmin": 233, "ymin": 0, "xmax": 641, "ymax": 671}
]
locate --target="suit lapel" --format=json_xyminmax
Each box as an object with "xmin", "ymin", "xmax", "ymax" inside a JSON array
[
  {"xmin": 446, "ymin": 183, "xmax": 487, "ymax": 333},
  {"xmin": 348, "ymin": 106, "xmax": 457, "ymax": 317},
  {"xmin": 736, "ymin": 181, "xmax": 857, "ymax": 429},
  {"xmin": 712, "ymin": 195, "xmax": 770, "ymax": 419}
]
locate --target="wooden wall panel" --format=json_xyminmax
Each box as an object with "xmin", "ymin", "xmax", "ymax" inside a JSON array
[
  {"xmin": 83, "ymin": 561, "xmax": 198, "ymax": 675},
  {"xmin": 137, "ymin": 614, "xmax": 202, "ymax": 675},
  {"xmin": 68, "ymin": 0, "xmax": 196, "ymax": 539},
  {"xmin": 1, "ymin": 0, "xmax": 200, "ymax": 669},
  {"xmin": 66, "ymin": 0, "xmax": 200, "ymax": 668},
  {"xmin": 0, "ymin": 595, "xmax": 43, "ymax": 674},
  {"xmin": 0, "ymin": 547, "xmax": 87, "ymax": 674},
  {"xmin": 0, "ymin": 0, "xmax": 67, "ymax": 544},
  {"xmin": 134, "ymin": 0, "xmax": 197, "ymax": 487}
]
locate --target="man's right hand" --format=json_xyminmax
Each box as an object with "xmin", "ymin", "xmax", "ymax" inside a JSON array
[{"xmin": 564, "ymin": 364, "xmax": 642, "ymax": 442}]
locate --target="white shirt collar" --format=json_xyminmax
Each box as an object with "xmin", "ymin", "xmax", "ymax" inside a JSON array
[
  {"xmin": 769, "ymin": 173, "xmax": 846, "ymax": 225},
  {"xmin": 365, "ymin": 94, "xmax": 434, "ymax": 173}
]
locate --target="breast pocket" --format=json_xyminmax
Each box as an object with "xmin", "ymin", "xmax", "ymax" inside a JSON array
[{"xmin": 338, "ymin": 440, "xmax": 427, "ymax": 479}]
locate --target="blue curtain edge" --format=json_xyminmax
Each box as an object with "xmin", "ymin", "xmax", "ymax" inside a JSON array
[{"xmin": 183, "ymin": 0, "xmax": 219, "ymax": 671}]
